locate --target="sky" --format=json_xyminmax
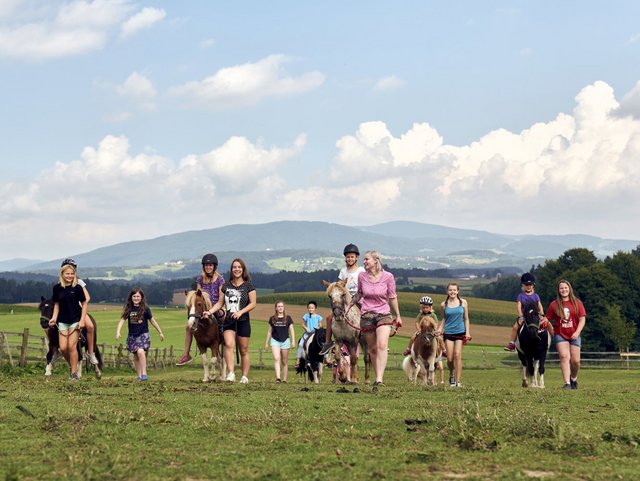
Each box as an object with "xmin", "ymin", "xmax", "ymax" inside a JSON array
[{"xmin": 2, "ymin": 0, "xmax": 640, "ymax": 261}]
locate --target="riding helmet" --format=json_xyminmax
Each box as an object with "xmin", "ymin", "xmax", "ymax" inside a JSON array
[
  {"xmin": 201, "ymin": 253, "xmax": 218, "ymax": 266},
  {"xmin": 343, "ymin": 243, "xmax": 360, "ymax": 256},
  {"xmin": 61, "ymin": 258, "xmax": 77, "ymax": 269},
  {"xmin": 520, "ymin": 272, "xmax": 536, "ymax": 285},
  {"xmin": 419, "ymin": 296, "xmax": 433, "ymax": 305}
]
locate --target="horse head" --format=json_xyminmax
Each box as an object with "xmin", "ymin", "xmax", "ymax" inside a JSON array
[
  {"xmin": 38, "ymin": 296, "xmax": 54, "ymax": 329},
  {"xmin": 324, "ymin": 279, "xmax": 351, "ymax": 319},
  {"xmin": 185, "ymin": 289, "xmax": 212, "ymax": 330},
  {"xmin": 418, "ymin": 314, "xmax": 438, "ymax": 344},
  {"xmin": 521, "ymin": 303, "xmax": 542, "ymax": 340}
]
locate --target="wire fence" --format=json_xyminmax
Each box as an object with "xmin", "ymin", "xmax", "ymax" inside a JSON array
[{"xmin": 2, "ymin": 328, "xmax": 640, "ymax": 371}]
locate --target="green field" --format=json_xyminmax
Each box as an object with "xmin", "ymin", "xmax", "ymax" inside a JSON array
[{"xmin": 1, "ymin": 368, "xmax": 638, "ymax": 480}]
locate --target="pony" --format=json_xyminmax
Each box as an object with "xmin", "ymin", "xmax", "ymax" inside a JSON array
[
  {"xmin": 38, "ymin": 296, "xmax": 102, "ymax": 379},
  {"xmin": 515, "ymin": 301, "xmax": 551, "ymax": 388},
  {"xmin": 185, "ymin": 289, "xmax": 225, "ymax": 382},
  {"xmin": 409, "ymin": 314, "xmax": 441, "ymax": 386},
  {"xmin": 296, "ymin": 327, "xmax": 326, "ymax": 383},
  {"xmin": 322, "ymin": 279, "xmax": 371, "ymax": 384},
  {"xmin": 402, "ymin": 355, "xmax": 427, "ymax": 384}
]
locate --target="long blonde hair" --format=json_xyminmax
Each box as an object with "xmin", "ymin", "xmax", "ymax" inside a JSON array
[{"xmin": 59, "ymin": 264, "xmax": 78, "ymax": 287}]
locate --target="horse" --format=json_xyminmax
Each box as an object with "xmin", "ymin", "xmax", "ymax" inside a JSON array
[
  {"xmin": 323, "ymin": 279, "xmax": 371, "ymax": 384},
  {"xmin": 38, "ymin": 297, "xmax": 102, "ymax": 379},
  {"xmin": 296, "ymin": 328, "xmax": 326, "ymax": 383},
  {"xmin": 515, "ymin": 301, "xmax": 551, "ymax": 388},
  {"xmin": 409, "ymin": 314, "xmax": 441, "ymax": 386},
  {"xmin": 185, "ymin": 289, "xmax": 225, "ymax": 382},
  {"xmin": 402, "ymin": 355, "xmax": 426, "ymax": 384}
]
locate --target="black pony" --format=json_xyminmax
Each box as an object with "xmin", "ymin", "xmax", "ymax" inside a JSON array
[
  {"xmin": 296, "ymin": 328, "xmax": 327, "ymax": 384},
  {"xmin": 515, "ymin": 301, "xmax": 551, "ymax": 388},
  {"xmin": 39, "ymin": 297, "xmax": 103, "ymax": 379}
]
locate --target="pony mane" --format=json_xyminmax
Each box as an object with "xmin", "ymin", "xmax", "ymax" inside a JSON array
[
  {"xmin": 418, "ymin": 314, "xmax": 437, "ymax": 332},
  {"xmin": 185, "ymin": 289, "xmax": 212, "ymax": 311}
]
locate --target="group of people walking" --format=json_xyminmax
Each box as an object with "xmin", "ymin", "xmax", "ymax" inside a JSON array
[{"xmin": 47, "ymin": 246, "xmax": 586, "ymax": 389}]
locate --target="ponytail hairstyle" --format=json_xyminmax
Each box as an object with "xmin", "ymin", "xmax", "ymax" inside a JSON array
[
  {"xmin": 445, "ymin": 282, "xmax": 463, "ymax": 306},
  {"xmin": 121, "ymin": 287, "xmax": 147, "ymax": 323},
  {"xmin": 554, "ymin": 279, "xmax": 580, "ymax": 320}
]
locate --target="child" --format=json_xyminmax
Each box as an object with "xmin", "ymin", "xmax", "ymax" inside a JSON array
[
  {"xmin": 504, "ymin": 273, "xmax": 553, "ymax": 351},
  {"xmin": 176, "ymin": 253, "xmax": 224, "ymax": 366},
  {"xmin": 49, "ymin": 261, "xmax": 88, "ymax": 380},
  {"xmin": 437, "ymin": 283, "xmax": 471, "ymax": 387},
  {"xmin": 296, "ymin": 301, "xmax": 323, "ymax": 368},
  {"xmin": 116, "ymin": 288, "xmax": 164, "ymax": 381},
  {"xmin": 264, "ymin": 300, "xmax": 295, "ymax": 383},
  {"xmin": 320, "ymin": 243, "xmax": 364, "ymax": 355},
  {"xmin": 404, "ymin": 296, "xmax": 447, "ymax": 383}
]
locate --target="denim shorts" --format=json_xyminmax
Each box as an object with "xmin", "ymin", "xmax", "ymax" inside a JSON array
[
  {"xmin": 57, "ymin": 322, "xmax": 79, "ymax": 332},
  {"xmin": 554, "ymin": 334, "xmax": 581, "ymax": 347},
  {"xmin": 270, "ymin": 338, "xmax": 291, "ymax": 349}
]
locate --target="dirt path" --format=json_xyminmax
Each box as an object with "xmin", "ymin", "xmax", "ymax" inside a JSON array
[{"xmin": 252, "ymin": 304, "xmax": 509, "ymax": 346}]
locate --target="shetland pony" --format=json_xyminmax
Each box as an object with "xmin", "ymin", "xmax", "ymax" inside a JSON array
[
  {"xmin": 515, "ymin": 301, "xmax": 551, "ymax": 388},
  {"xmin": 185, "ymin": 289, "xmax": 225, "ymax": 382},
  {"xmin": 409, "ymin": 314, "xmax": 440, "ymax": 386}
]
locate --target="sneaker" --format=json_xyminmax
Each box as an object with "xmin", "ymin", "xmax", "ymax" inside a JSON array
[
  {"xmin": 373, "ymin": 381, "xmax": 384, "ymax": 387},
  {"xmin": 51, "ymin": 350, "xmax": 64, "ymax": 364},
  {"xmin": 140, "ymin": 374, "xmax": 148, "ymax": 381},
  {"xmin": 504, "ymin": 342, "xmax": 516, "ymax": 351},
  {"xmin": 570, "ymin": 379, "xmax": 578, "ymax": 390},
  {"xmin": 275, "ymin": 378, "xmax": 281, "ymax": 384},
  {"xmin": 456, "ymin": 381, "xmax": 463, "ymax": 387},
  {"xmin": 240, "ymin": 376, "xmax": 249, "ymax": 384},
  {"xmin": 70, "ymin": 373, "xmax": 79, "ymax": 381},
  {"xmin": 176, "ymin": 354, "xmax": 192, "ymax": 366},
  {"xmin": 87, "ymin": 352, "xmax": 99, "ymax": 365},
  {"xmin": 449, "ymin": 375, "xmax": 455, "ymax": 386},
  {"xmin": 403, "ymin": 348, "xmax": 411, "ymax": 356},
  {"xmin": 562, "ymin": 383, "xmax": 572, "ymax": 389},
  {"xmin": 226, "ymin": 372, "xmax": 236, "ymax": 383},
  {"xmin": 319, "ymin": 342, "xmax": 334, "ymax": 356}
]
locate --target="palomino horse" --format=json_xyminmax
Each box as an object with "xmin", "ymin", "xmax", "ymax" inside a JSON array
[
  {"xmin": 515, "ymin": 301, "xmax": 551, "ymax": 388},
  {"xmin": 38, "ymin": 297, "xmax": 102, "ymax": 379},
  {"xmin": 185, "ymin": 289, "xmax": 224, "ymax": 382},
  {"xmin": 409, "ymin": 314, "xmax": 441, "ymax": 386},
  {"xmin": 323, "ymin": 279, "xmax": 370, "ymax": 384}
]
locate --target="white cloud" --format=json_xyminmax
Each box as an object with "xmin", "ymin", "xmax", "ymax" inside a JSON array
[
  {"xmin": 0, "ymin": 0, "xmax": 163, "ymax": 60},
  {"xmin": 373, "ymin": 75, "xmax": 405, "ymax": 92},
  {"xmin": 120, "ymin": 6, "xmax": 165, "ymax": 38},
  {"xmin": 116, "ymin": 71, "xmax": 157, "ymax": 110},
  {"xmin": 168, "ymin": 54, "xmax": 325, "ymax": 108},
  {"xmin": 200, "ymin": 37, "xmax": 215, "ymax": 49},
  {"xmin": 626, "ymin": 32, "xmax": 640, "ymax": 45}
]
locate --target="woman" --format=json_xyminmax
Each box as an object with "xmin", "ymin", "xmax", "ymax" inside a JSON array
[
  {"xmin": 265, "ymin": 300, "xmax": 295, "ymax": 383},
  {"xmin": 210, "ymin": 258, "xmax": 256, "ymax": 383},
  {"xmin": 49, "ymin": 262, "xmax": 88, "ymax": 380},
  {"xmin": 437, "ymin": 283, "xmax": 471, "ymax": 387},
  {"xmin": 352, "ymin": 250, "xmax": 402, "ymax": 386},
  {"xmin": 545, "ymin": 280, "xmax": 586, "ymax": 389}
]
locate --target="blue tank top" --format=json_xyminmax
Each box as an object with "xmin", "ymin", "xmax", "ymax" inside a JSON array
[{"xmin": 444, "ymin": 303, "xmax": 465, "ymax": 335}]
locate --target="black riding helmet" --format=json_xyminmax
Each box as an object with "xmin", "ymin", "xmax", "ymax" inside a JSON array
[
  {"xmin": 61, "ymin": 258, "xmax": 77, "ymax": 269},
  {"xmin": 521, "ymin": 272, "xmax": 535, "ymax": 285},
  {"xmin": 343, "ymin": 243, "xmax": 360, "ymax": 256},
  {"xmin": 201, "ymin": 253, "xmax": 218, "ymax": 266}
]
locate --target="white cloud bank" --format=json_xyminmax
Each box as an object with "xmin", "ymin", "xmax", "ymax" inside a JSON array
[
  {"xmin": 0, "ymin": 0, "xmax": 163, "ymax": 60},
  {"xmin": 2, "ymin": 79, "xmax": 640, "ymax": 259}
]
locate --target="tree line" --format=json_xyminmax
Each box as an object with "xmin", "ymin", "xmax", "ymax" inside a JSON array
[{"xmin": 475, "ymin": 246, "xmax": 640, "ymax": 352}]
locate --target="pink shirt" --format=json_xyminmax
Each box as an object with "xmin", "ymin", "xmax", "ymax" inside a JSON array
[{"xmin": 357, "ymin": 270, "xmax": 397, "ymax": 315}]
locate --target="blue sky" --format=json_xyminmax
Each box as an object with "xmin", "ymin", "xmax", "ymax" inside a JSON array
[{"xmin": 2, "ymin": 0, "xmax": 640, "ymax": 261}]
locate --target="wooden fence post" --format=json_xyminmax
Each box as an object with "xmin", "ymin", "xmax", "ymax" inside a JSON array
[
  {"xmin": 19, "ymin": 328, "xmax": 30, "ymax": 368},
  {"xmin": 117, "ymin": 343, "xmax": 124, "ymax": 368}
]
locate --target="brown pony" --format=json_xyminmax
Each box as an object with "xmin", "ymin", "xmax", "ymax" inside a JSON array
[
  {"xmin": 323, "ymin": 279, "xmax": 370, "ymax": 384},
  {"xmin": 185, "ymin": 289, "xmax": 224, "ymax": 382},
  {"xmin": 410, "ymin": 314, "xmax": 441, "ymax": 386}
]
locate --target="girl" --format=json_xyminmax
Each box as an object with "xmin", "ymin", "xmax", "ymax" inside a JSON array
[
  {"xmin": 116, "ymin": 288, "xmax": 164, "ymax": 381},
  {"xmin": 545, "ymin": 280, "xmax": 586, "ymax": 389},
  {"xmin": 350, "ymin": 250, "xmax": 403, "ymax": 387},
  {"xmin": 210, "ymin": 258, "xmax": 256, "ymax": 383},
  {"xmin": 264, "ymin": 300, "xmax": 295, "ymax": 383},
  {"xmin": 437, "ymin": 283, "xmax": 471, "ymax": 387},
  {"xmin": 176, "ymin": 253, "xmax": 225, "ymax": 366},
  {"xmin": 49, "ymin": 262, "xmax": 88, "ymax": 380}
]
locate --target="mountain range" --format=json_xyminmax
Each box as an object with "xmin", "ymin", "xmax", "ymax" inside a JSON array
[{"xmin": 13, "ymin": 221, "xmax": 639, "ymax": 274}]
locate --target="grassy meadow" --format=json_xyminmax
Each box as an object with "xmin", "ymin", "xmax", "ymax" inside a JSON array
[{"xmin": 2, "ymin": 301, "xmax": 639, "ymax": 480}]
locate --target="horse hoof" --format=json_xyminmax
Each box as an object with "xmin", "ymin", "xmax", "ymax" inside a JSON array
[{"xmin": 94, "ymin": 368, "xmax": 102, "ymax": 380}]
